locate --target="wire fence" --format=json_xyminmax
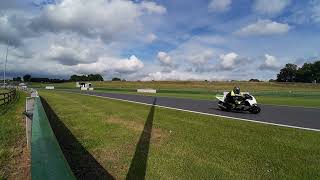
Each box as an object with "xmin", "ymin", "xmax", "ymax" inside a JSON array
[{"xmin": 0, "ymin": 88, "xmax": 17, "ymax": 107}]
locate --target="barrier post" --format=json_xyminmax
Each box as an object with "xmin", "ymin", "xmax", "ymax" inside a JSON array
[{"xmin": 25, "ymin": 97, "xmax": 35, "ymax": 149}]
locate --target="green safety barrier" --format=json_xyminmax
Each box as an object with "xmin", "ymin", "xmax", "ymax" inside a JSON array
[{"xmin": 32, "ymin": 97, "xmax": 75, "ymax": 180}]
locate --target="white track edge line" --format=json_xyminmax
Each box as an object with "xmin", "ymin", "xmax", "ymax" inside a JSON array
[
  {"xmin": 68, "ymin": 92, "xmax": 320, "ymax": 132},
  {"xmin": 262, "ymin": 103, "xmax": 320, "ymax": 110}
]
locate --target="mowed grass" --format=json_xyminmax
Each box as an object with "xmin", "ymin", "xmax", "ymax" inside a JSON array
[
  {"xmin": 40, "ymin": 90, "xmax": 320, "ymax": 179},
  {"xmin": 31, "ymin": 81, "xmax": 320, "ymax": 108},
  {"xmin": 0, "ymin": 92, "xmax": 27, "ymax": 179}
]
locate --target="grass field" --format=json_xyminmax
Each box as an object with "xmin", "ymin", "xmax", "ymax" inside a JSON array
[
  {"xmin": 0, "ymin": 91, "xmax": 29, "ymax": 179},
  {"xmin": 40, "ymin": 90, "xmax": 320, "ymax": 179},
  {"xmin": 31, "ymin": 81, "xmax": 320, "ymax": 108}
]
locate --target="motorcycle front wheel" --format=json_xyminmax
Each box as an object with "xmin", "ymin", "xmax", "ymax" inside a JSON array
[{"xmin": 249, "ymin": 105, "xmax": 261, "ymax": 114}]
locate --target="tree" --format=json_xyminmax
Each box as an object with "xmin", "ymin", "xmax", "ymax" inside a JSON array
[
  {"xmin": 313, "ymin": 61, "xmax": 320, "ymax": 82},
  {"xmin": 112, "ymin": 77, "xmax": 121, "ymax": 81},
  {"xmin": 275, "ymin": 61, "xmax": 320, "ymax": 83},
  {"xmin": 249, "ymin": 79, "xmax": 260, "ymax": 82},
  {"xmin": 296, "ymin": 63, "xmax": 314, "ymax": 83},
  {"xmin": 23, "ymin": 74, "xmax": 31, "ymax": 82},
  {"xmin": 70, "ymin": 75, "xmax": 80, "ymax": 81},
  {"xmin": 13, "ymin": 77, "xmax": 22, "ymax": 82},
  {"xmin": 88, "ymin": 74, "xmax": 103, "ymax": 81},
  {"xmin": 70, "ymin": 74, "xmax": 103, "ymax": 81},
  {"xmin": 276, "ymin": 64, "xmax": 298, "ymax": 82}
]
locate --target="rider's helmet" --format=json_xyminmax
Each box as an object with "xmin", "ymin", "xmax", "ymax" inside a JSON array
[{"xmin": 233, "ymin": 86, "xmax": 240, "ymax": 94}]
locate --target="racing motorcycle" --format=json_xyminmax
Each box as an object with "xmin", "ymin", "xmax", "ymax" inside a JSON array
[{"xmin": 216, "ymin": 92, "xmax": 261, "ymax": 114}]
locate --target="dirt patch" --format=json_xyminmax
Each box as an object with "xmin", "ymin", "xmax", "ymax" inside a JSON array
[
  {"xmin": 105, "ymin": 116, "xmax": 170, "ymax": 146},
  {"xmin": 150, "ymin": 127, "xmax": 169, "ymax": 147},
  {"xmin": 106, "ymin": 117, "xmax": 144, "ymax": 132},
  {"xmin": 6, "ymin": 140, "xmax": 30, "ymax": 180},
  {"xmin": 6, "ymin": 114, "xmax": 30, "ymax": 180},
  {"xmin": 93, "ymin": 147, "xmax": 132, "ymax": 180}
]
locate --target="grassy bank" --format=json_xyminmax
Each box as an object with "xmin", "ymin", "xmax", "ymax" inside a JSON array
[
  {"xmin": 40, "ymin": 90, "xmax": 320, "ymax": 179},
  {"xmin": 0, "ymin": 91, "xmax": 29, "ymax": 179}
]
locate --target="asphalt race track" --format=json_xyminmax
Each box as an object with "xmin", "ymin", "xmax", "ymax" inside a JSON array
[{"xmin": 65, "ymin": 90, "xmax": 320, "ymax": 131}]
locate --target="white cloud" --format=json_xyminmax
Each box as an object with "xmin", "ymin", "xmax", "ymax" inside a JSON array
[
  {"xmin": 191, "ymin": 35, "xmax": 226, "ymax": 45},
  {"xmin": 259, "ymin": 54, "xmax": 279, "ymax": 70},
  {"xmin": 0, "ymin": 0, "xmax": 167, "ymax": 79},
  {"xmin": 186, "ymin": 49, "xmax": 215, "ymax": 64},
  {"xmin": 220, "ymin": 52, "xmax": 239, "ymax": 69},
  {"xmin": 171, "ymin": 43, "xmax": 217, "ymax": 65},
  {"xmin": 235, "ymin": 19, "xmax": 290, "ymax": 36},
  {"xmin": 46, "ymin": 44, "xmax": 94, "ymax": 65},
  {"xmin": 140, "ymin": 1, "xmax": 167, "ymax": 14},
  {"xmin": 76, "ymin": 55, "xmax": 144, "ymax": 74},
  {"xmin": 0, "ymin": 0, "xmax": 303, "ymax": 81},
  {"xmin": 254, "ymin": 0, "xmax": 291, "ymax": 15},
  {"xmin": 0, "ymin": 15, "xmax": 20, "ymax": 45},
  {"xmin": 142, "ymin": 70, "xmax": 225, "ymax": 81},
  {"xmin": 311, "ymin": 0, "xmax": 320, "ymax": 23},
  {"xmin": 38, "ymin": 33, "xmax": 114, "ymax": 66},
  {"xmin": 145, "ymin": 33, "xmax": 157, "ymax": 43},
  {"xmin": 157, "ymin": 51, "xmax": 172, "ymax": 65},
  {"xmin": 208, "ymin": 0, "xmax": 232, "ymax": 12},
  {"xmin": 31, "ymin": 0, "xmax": 166, "ymax": 41},
  {"xmin": 281, "ymin": 0, "xmax": 320, "ymax": 25},
  {"xmin": 113, "ymin": 55, "xmax": 144, "ymax": 73},
  {"xmin": 0, "ymin": 12, "xmax": 35, "ymax": 46},
  {"xmin": 154, "ymin": 36, "xmax": 224, "ymax": 73}
]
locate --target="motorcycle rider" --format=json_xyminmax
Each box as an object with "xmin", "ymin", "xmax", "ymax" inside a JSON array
[{"xmin": 225, "ymin": 86, "xmax": 243, "ymax": 108}]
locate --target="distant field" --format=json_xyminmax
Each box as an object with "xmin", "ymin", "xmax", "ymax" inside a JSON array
[
  {"xmin": 32, "ymin": 81, "xmax": 320, "ymax": 108},
  {"xmin": 40, "ymin": 90, "xmax": 320, "ymax": 179}
]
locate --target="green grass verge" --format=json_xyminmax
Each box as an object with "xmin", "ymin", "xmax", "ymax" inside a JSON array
[
  {"xmin": 40, "ymin": 90, "xmax": 320, "ymax": 179},
  {"xmin": 0, "ymin": 91, "xmax": 26, "ymax": 179}
]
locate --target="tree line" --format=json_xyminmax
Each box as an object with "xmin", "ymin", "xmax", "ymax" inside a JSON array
[
  {"xmin": 276, "ymin": 61, "xmax": 320, "ymax": 83},
  {"xmin": 12, "ymin": 74, "xmax": 104, "ymax": 83},
  {"xmin": 70, "ymin": 74, "xmax": 104, "ymax": 81},
  {"xmin": 17, "ymin": 74, "xmax": 68, "ymax": 83}
]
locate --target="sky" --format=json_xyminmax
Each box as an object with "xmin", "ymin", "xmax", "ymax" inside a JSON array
[{"xmin": 0, "ymin": 0, "xmax": 320, "ymax": 81}]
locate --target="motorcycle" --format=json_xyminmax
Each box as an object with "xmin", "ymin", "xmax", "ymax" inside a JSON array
[{"xmin": 216, "ymin": 92, "xmax": 261, "ymax": 114}]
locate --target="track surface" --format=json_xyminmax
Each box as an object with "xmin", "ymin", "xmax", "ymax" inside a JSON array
[{"xmin": 66, "ymin": 90, "xmax": 320, "ymax": 131}]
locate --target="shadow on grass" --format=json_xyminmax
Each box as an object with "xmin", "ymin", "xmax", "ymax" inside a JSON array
[
  {"xmin": 40, "ymin": 97, "xmax": 115, "ymax": 180},
  {"xmin": 126, "ymin": 98, "xmax": 157, "ymax": 180}
]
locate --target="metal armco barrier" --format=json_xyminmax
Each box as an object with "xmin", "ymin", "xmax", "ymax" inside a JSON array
[{"xmin": 31, "ymin": 97, "xmax": 75, "ymax": 180}]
